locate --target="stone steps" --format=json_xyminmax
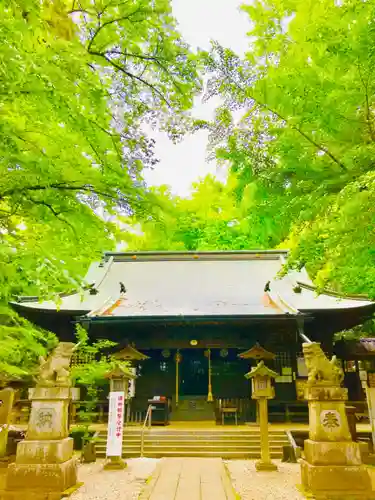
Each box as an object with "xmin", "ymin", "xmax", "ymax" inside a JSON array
[{"xmin": 95, "ymin": 428, "xmax": 288, "ymax": 459}]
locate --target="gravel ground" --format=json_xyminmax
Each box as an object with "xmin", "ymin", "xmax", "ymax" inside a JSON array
[
  {"xmin": 71, "ymin": 458, "xmax": 159, "ymax": 500},
  {"xmin": 226, "ymin": 460, "xmax": 305, "ymax": 500}
]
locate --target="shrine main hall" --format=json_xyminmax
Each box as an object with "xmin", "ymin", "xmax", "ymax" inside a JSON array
[{"xmin": 14, "ymin": 250, "xmax": 375, "ymax": 422}]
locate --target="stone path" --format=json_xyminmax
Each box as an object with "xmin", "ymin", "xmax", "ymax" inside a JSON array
[{"xmin": 139, "ymin": 457, "xmax": 237, "ymax": 500}]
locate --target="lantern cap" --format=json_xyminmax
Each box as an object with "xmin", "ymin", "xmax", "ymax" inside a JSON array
[
  {"xmin": 238, "ymin": 343, "xmax": 275, "ymax": 360},
  {"xmin": 113, "ymin": 344, "xmax": 149, "ymax": 361},
  {"xmin": 245, "ymin": 360, "xmax": 278, "ymax": 380},
  {"xmin": 104, "ymin": 362, "xmax": 136, "ymax": 380}
]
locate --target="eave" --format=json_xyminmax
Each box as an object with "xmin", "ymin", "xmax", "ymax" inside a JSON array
[{"xmin": 78, "ymin": 313, "xmax": 311, "ymax": 325}]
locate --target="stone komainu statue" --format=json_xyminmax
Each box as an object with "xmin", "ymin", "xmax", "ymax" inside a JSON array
[
  {"xmin": 303, "ymin": 342, "xmax": 344, "ymax": 386},
  {"xmin": 36, "ymin": 342, "xmax": 76, "ymax": 387}
]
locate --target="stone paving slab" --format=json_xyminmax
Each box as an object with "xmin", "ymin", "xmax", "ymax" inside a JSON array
[{"xmin": 139, "ymin": 457, "xmax": 237, "ymax": 500}]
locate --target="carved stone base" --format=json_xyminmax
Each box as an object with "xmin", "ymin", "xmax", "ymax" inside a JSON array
[
  {"xmin": 304, "ymin": 439, "xmax": 362, "ymax": 466},
  {"xmin": 300, "ymin": 458, "xmax": 373, "ymax": 499},
  {"xmin": 5, "ymin": 457, "xmax": 77, "ymax": 493},
  {"xmin": 0, "ymin": 492, "xmax": 62, "ymax": 500},
  {"xmin": 15, "ymin": 437, "xmax": 73, "ymax": 464}
]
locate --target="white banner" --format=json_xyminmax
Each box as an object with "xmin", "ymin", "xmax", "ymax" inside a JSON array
[{"xmin": 106, "ymin": 391, "xmax": 125, "ymax": 457}]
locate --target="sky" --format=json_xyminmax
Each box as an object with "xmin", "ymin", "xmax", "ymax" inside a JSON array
[{"xmin": 142, "ymin": 0, "xmax": 250, "ymax": 197}]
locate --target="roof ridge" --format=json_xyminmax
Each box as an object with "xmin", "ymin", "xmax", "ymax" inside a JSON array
[
  {"xmin": 296, "ymin": 281, "xmax": 372, "ymax": 302},
  {"xmin": 103, "ymin": 250, "xmax": 290, "ymax": 262},
  {"xmin": 105, "ymin": 250, "xmax": 289, "ymax": 256}
]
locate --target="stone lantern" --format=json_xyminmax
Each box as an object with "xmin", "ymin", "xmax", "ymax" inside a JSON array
[
  {"xmin": 245, "ymin": 360, "xmax": 278, "ymax": 471},
  {"xmin": 103, "ymin": 363, "xmax": 136, "ymax": 470},
  {"xmin": 239, "ymin": 343, "xmax": 275, "ymax": 423},
  {"xmin": 105, "ymin": 365, "xmax": 132, "ymax": 394}
]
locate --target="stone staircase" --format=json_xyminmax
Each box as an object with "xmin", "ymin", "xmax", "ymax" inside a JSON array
[{"xmin": 95, "ymin": 427, "xmax": 289, "ymax": 459}]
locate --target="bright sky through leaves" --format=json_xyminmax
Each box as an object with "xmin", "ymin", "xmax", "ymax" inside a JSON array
[{"xmin": 143, "ymin": 0, "xmax": 249, "ymax": 196}]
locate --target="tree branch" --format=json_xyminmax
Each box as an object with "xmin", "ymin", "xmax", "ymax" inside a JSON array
[
  {"xmin": 88, "ymin": 120, "xmax": 123, "ymax": 162},
  {"xmin": 357, "ymin": 63, "xmax": 375, "ymax": 142},
  {"xmin": 88, "ymin": 50, "xmax": 170, "ymax": 105},
  {"xmin": 0, "ymin": 182, "xmax": 140, "ymax": 207},
  {"xmin": 106, "ymin": 49, "xmax": 184, "ymax": 94},
  {"xmin": 87, "ymin": 8, "xmax": 143, "ymax": 53},
  {"xmin": 226, "ymin": 73, "xmax": 347, "ymax": 171},
  {"xmin": 106, "ymin": 50, "xmax": 167, "ymax": 64},
  {"xmin": 98, "ymin": 0, "xmax": 132, "ymax": 17},
  {"xmin": 1, "ymin": 183, "xmax": 106, "ymax": 200},
  {"xmin": 29, "ymin": 199, "xmax": 78, "ymax": 236}
]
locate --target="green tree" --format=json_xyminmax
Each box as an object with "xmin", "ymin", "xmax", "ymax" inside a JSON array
[
  {"xmin": 0, "ymin": 304, "xmax": 57, "ymax": 386},
  {"xmin": 199, "ymin": 0, "xmax": 375, "ymax": 298},
  {"xmin": 71, "ymin": 326, "xmax": 117, "ymax": 437},
  {"xmin": 122, "ymin": 174, "xmax": 259, "ymax": 251},
  {"xmin": 0, "ymin": 0, "xmax": 200, "ymax": 378}
]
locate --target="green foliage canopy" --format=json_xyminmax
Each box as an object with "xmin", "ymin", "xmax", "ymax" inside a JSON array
[
  {"xmin": 0, "ymin": 0, "xmax": 200, "ymax": 378},
  {"xmin": 122, "ymin": 174, "xmax": 259, "ymax": 251},
  {"xmin": 200, "ymin": 0, "xmax": 375, "ymax": 298},
  {"xmin": 125, "ymin": 0, "xmax": 375, "ymax": 303}
]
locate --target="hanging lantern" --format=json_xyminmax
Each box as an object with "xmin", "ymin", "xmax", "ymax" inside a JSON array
[
  {"xmin": 220, "ymin": 349, "xmax": 228, "ymax": 358},
  {"xmin": 162, "ymin": 349, "xmax": 171, "ymax": 359}
]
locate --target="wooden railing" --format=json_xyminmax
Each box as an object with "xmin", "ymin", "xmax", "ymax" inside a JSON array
[
  {"xmin": 69, "ymin": 401, "xmax": 146, "ymax": 425},
  {"xmin": 11, "ymin": 400, "xmax": 146, "ymax": 426},
  {"xmin": 214, "ymin": 398, "xmax": 369, "ymax": 424},
  {"xmin": 11, "ymin": 398, "xmax": 369, "ymax": 425}
]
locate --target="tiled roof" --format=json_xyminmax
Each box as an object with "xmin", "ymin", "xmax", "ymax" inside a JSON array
[{"xmin": 13, "ymin": 251, "xmax": 374, "ymax": 319}]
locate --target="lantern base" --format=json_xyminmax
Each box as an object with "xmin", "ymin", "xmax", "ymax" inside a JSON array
[{"xmin": 255, "ymin": 460, "xmax": 278, "ymax": 472}]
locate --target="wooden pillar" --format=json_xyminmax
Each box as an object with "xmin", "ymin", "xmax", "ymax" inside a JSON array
[
  {"xmin": 175, "ymin": 350, "xmax": 181, "ymax": 407},
  {"xmin": 70, "ymin": 402, "xmax": 77, "ymax": 425},
  {"xmin": 207, "ymin": 348, "xmax": 213, "ymax": 402}
]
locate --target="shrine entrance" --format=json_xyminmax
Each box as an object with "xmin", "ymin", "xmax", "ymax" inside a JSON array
[{"xmin": 180, "ymin": 349, "xmax": 208, "ymax": 396}]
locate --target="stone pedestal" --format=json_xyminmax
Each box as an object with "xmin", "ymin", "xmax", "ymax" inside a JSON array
[
  {"xmin": 255, "ymin": 398, "xmax": 277, "ymax": 471},
  {"xmin": 0, "ymin": 389, "xmax": 15, "ymax": 463},
  {"xmin": 366, "ymin": 388, "xmax": 375, "ymax": 451},
  {"xmin": 104, "ymin": 456, "xmax": 127, "ymax": 470},
  {"xmin": 300, "ymin": 384, "xmax": 373, "ymax": 499},
  {"xmin": 2, "ymin": 387, "xmax": 78, "ymax": 500}
]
